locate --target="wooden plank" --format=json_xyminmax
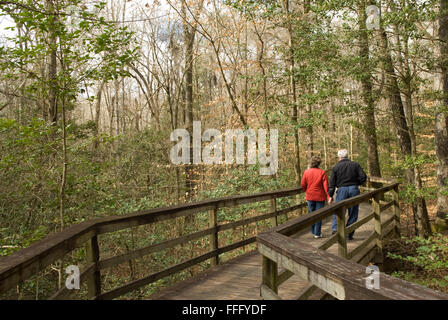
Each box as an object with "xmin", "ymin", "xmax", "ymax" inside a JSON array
[
  {"xmin": 345, "ymin": 212, "xmax": 374, "ymax": 235},
  {"xmin": 218, "ymin": 237, "xmax": 256, "ymax": 255},
  {"xmin": 260, "ymin": 284, "xmax": 281, "ymax": 300},
  {"xmin": 146, "ymin": 251, "xmax": 261, "ymax": 300},
  {"xmin": 97, "ymin": 206, "xmax": 216, "ymax": 235},
  {"xmin": 217, "ymin": 203, "xmax": 306, "ymax": 233},
  {"xmin": 380, "ymin": 201, "xmax": 394, "ymax": 213},
  {"xmin": 258, "ymin": 231, "xmax": 448, "ymax": 300},
  {"xmin": 96, "ymin": 188, "xmax": 303, "ymax": 235},
  {"xmin": 347, "ymin": 232, "xmax": 376, "ymax": 260},
  {"xmin": 270, "ymin": 206, "xmax": 338, "ymax": 237},
  {"xmin": 318, "ymin": 234, "xmax": 338, "ymax": 251},
  {"xmin": 278, "ymin": 233, "xmax": 337, "ymax": 286},
  {"xmin": 277, "ymin": 269, "xmax": 294, "ymax": 286},
  {"xmin": 369, "ymin": 177, "xmax": 396, "ymax": 184},
  {"xmin": 382, "ymin": 215, "xmax": 395, "ymax": 231},
  {"xmin": 354, "ymin": 218, "xmax": 396, "ymax": 266}
]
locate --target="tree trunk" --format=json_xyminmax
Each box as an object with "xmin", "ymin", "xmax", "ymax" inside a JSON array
[
  {"xmin": 180, "ymin": 0, "xmax": 204, "ymax": 206},
  {"xmin": 47, "ymin": 0, "xmax": 58, "ymax": 124},
  {"xmin": 379, "ymin": 28, "xmax": 431, "ymax": 236},
  {"xmin": 115, "ymin": 79, "xmax": 120, "ymax": 135},
  {"xmin": 183, "ymin": 14, "xmax": 196, "ymax": 202},
  {"xmin": 435, "ymin": 0, "xmax": 448, "ymax": 221},
  {"xmin": 282, "ymin": 0, "xmax": 302, "ymax": 184},
  {"xmin": 358, "ymin": 1, "xmax": 381, "ymax": 177},
  {"xmin": 94, "ymin": 81, "xmax": 106, "ymax": 149}
]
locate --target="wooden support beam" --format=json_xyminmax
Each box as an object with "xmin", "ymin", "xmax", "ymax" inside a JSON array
[
  {"xmin": 373, "ymin": 194, "xmax": 382, "ymax": 247},
  {"xmin": 209, "ymin": 207, "xmax": 219, "ymax": 266},
  {"xmin": 392, "ymin": 185, "xmax": 401, "ymax": 237},
  {"xmin": 262, "ymin": 256, "xmax": 278, "ymax": 297},
  {"xmin": 372, "ymin": 193, "xmax": 383, "ymax": 265},
  {"xmin": 260, "ymin": 284, "xmax": 281, "ymax": 300},
  {"xmin": 86, "ymin": 235, "xmax": 101, "ymax": 299},
  {"xmin": 336, "ymin": 207, "xmax": 347, "ymax": 258},
  {"xmin": 270, "ymin": 198, "xmax": 278, "ymax": 227}
]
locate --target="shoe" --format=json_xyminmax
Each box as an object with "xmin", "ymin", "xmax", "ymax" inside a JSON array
[
  {"xmin": 348, "ymin": 235, "xmax": 354, "ymax": 241},
  {"xmin": 313, "ymin": 235, "xmax": 322, "ymax": 239}
]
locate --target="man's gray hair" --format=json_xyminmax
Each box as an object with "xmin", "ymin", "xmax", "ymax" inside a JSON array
[{"xmin": 338, "ymin": 149, "xmax": 349, "ymax": 159}]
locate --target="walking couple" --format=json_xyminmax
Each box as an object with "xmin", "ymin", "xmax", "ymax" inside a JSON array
[{"xmin": 301, "ymin": 149, "xmax": 367, "ymax": 240}]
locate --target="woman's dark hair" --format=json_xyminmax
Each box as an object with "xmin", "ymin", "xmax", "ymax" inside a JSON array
[{"xmin": 310, "ymin": 156, "xmax": 321, "ymax": 168}]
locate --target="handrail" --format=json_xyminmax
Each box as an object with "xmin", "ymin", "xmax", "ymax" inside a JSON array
[
  {"xmin": 258, "ymin": 232, "xmax": 448, "ymax": 300},
  {"xmin": 271, "ymin": 182, "xmax": 398, "ymax": 237},
  {"xmin": 258, "ymin": 178, "xmax": 418, "ymax": 300},
  {"xmin": 0, "ymin": 186, "xmax": 304, "ymax": 299}
]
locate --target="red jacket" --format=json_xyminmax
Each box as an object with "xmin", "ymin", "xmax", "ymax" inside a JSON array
[{"xmin": 301, "ymin": 168, "xmax": 330, "ymax": 202}]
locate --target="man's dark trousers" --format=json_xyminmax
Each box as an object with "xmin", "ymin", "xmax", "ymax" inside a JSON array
[{"xmin": 331, "ymin": 185, "xmax": 360, "ymax": 238}]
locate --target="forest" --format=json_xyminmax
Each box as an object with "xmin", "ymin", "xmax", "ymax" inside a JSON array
[{"xmin": 0, "ymin": 0, "xmax": 447, "ymax": 300}]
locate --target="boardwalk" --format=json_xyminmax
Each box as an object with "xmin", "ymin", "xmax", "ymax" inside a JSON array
[{"xmin": 149, "ymin": 201, "xmax": 393, "ymax": 300}]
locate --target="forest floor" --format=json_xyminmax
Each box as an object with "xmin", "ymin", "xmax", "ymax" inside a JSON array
[
  {"xmin": 383, "ymin": 199, "xmax": 448, "ymax": 294},
  {"xmin": 383, "ymin": 234, "xmax": 448, "ymax": 294}
]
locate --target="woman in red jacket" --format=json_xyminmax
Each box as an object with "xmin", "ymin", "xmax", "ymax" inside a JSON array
[{"xmin": 301, "ymin": 156, "xmax": 331, "ymax": 239}]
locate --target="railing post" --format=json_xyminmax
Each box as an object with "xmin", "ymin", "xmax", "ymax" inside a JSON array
[
  {"xmin": 262, "ymin": 256, "xmax": 278, "ymax": 296},
  {"xmin": 366, "ymin": 177, "xmax": 371, "ymax": 189},
  {"xmin": 392, "ymin": 185, "xmax": 401, "ymax": 237},
  {"xmin": 209, "ymin": 207, "xmax": 219, "ymax": 266},
  {"xmin": 336, "ymin": 206, "xmax": 347, "ymax": 258},
  {"xmin": 373, "ymin": 193, "xmax": 384, "ymax": 265},
  {"xmin": 86, "ymin": 235, "xmax": 101, "ymax": 299},
  {"xmin": 271, "ymin": 198, "xmax": 278, "ymax": 227}
]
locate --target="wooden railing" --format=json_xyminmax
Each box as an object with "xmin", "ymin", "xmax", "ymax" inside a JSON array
[
  {"xmin": 258, "ymin": 233, "xmax": 448, "ymax": 300},
  {"xmin": 258, "ymin": 178, "xmax": 448, "ymax": 300},
  {"xmin": 0, "ymin": 187, "xmax": 305, "ymax": 300}
]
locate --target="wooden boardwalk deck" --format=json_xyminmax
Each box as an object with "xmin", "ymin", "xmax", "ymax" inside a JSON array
[{"xmin": 149, "ymin": 201, "xmax": 393, "ymax": 300}]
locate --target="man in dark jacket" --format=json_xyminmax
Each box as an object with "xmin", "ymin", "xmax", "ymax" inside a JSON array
[{"xmin": 329, "ymin": 149, "xmax": 367, "ymax": 240}]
